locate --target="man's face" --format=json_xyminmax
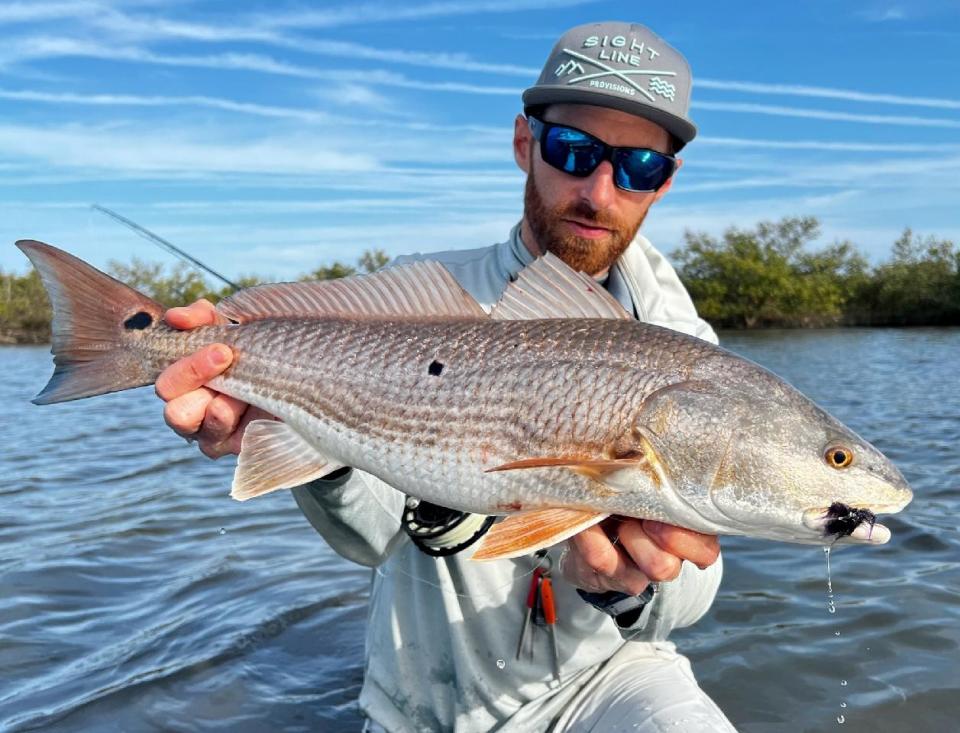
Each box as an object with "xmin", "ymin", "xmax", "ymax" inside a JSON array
[{"xmin": 514, "ymin": 104, "xmax": 678, "ymax": 276}]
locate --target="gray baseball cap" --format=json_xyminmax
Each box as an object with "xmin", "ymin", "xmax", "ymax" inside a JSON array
[{"xmin": 523, "ymin": 21, "xmax": 697, "ymax": 149}]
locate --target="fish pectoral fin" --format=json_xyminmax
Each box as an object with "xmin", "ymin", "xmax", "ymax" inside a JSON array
[
  {"xmin": 485, "ymin": 455, "xmax": 645, "ymax": 482},
  {"xmin": 231, "ymin": 420, "xmax": 341, "ymax": 501},
  {"xmin": 470, "ymin": 508, "xmax": 609, "ymax": 561}
]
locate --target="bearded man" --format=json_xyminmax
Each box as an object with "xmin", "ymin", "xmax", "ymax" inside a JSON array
[{"xmin": 157, "ymin": 21, "xmax": 737, "ymax": 733}]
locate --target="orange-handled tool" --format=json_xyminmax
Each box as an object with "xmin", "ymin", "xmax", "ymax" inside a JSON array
[
  {"xmin": 516, "ymin": 566, "xmax": 544, "ymax": 660},
  {"xmin": 540, "ymin": 574, "xmax": 561, "ymax": 683}
]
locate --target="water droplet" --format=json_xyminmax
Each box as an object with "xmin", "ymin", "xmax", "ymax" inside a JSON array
[
  {"xmin": 496, "ymin": 659, "xmax": 505, "ymax": 669},
  {"xmin": 840, "ymin": 702, "xmax": 847, "ymax": 708},
  {"xmin": 824, "ymin": 547, "xmax": 833, "ymax": 593},
  {"xmin": 827, "ymin": 601, "xmax": 836, "ymax": 614},
  {"xmin": 218, "ymin": 527, "xmax": 227, "ymax": 535},
  {"xmin": 837, "ymin": 714, "xmax": 845, "ymax": 724},
  {"xmin": 834, "ymin": 630, "xmax": 841, "ymax": 636},
  {"xmin": 840, "ymin": 680, "xmax": 848, "ymax": 686}
]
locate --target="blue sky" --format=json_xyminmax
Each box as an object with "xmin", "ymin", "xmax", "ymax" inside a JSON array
[{"xmin": 1, "ymin": 0, "xmax": 958, "ymax": 280}]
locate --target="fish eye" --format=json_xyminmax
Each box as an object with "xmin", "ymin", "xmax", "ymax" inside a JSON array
[{"xmin": 825, "ymin": 445, "xmax": 854, "ymax": 469}]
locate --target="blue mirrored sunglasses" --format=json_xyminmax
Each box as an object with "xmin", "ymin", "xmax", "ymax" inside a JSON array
[{"xmin": 527, "ymin": 117, "xmax": 677, "ymax": 193}]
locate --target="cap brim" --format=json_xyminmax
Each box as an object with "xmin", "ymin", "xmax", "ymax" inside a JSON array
[{"xmin": 522, "ymin": 86, "xmax": 697, "ymax": 149}]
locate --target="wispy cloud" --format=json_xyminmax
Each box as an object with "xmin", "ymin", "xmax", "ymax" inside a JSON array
[
  {"xmin": 0, "ymin": 1, "xmax": 108, "ymax": 25},
  {"xmin": 1, "ymin": 37, "xmax": 526, "ymax": 95},
  {"xmin": 91, "ymin": 12, "xmax": 539, "ymax": 76},
  {"xmin": 0, "ymin": 0, "xmax": 956, "ymax": 279},
  {"xmin": 697, "ymin": 78, "xmax": 960, "ymax": 110},
  {"xmin": 697, "ymin": 136, "xmax": 960, "ymax": 153},
  {"xmin": 0, "ymin": 87, "xmax": 338, "ymax": 123},
  {"xmin": 0, "ymin": 122, "xmax": 378, "ymax": 174},
  {"xmin": 248, "ymin": 0, "xmax": 599, "ymax": 30},
  {"xmin": 0, "ymin": 86, "xmax": 514, "ymax": 141},
  {"xmin": 309, "ymin": 83, "xmax": 406, "ymax": 115},
  {"xmin": 693, "ymin": 100, "xmax": 960, "ymax": 128},
  {"xmin": 13, "ymin": 37, "xmax": 960, "ymax": 132},
  {"xmin": 676, "ymin": 152, "xmax": 960, "ymax": 196},
  {"xmin": 858, "ymin": 6, "xmax": 908, "ymax": 22}
]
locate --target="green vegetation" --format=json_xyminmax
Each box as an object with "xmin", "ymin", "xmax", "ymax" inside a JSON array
[
  {"xmin": 0, "ymin": 269, "xmax": 51, "ymax": 344},
  {"xmin": 4, "ymin": 222, "xmax": 959, "ymax": 343},
  {"xmin": 848, "ymin": 229, "xmax": 960, "ymax": 326},
  {"xmin": 301, "ymin": 248, "xmax": 389, "ymax": 282},
  {"xmin": 672, "ymin": 217, "xmax": 959, "ymax": 328}
]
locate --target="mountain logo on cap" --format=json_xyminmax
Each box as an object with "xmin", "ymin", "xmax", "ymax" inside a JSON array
[{"xmin": 553, "ymin": 48, "xmax": 677, "ymax": 106}]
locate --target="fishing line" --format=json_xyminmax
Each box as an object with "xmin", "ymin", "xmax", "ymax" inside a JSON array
[
  {"xmin": 373, "ymin": 551, "xmax": 547, "ymax": 600},
  {"xmin": 373, "ymin": 547, "xmax": 548, "ymax": 600}
]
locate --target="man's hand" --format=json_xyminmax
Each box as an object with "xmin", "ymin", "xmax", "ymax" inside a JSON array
[
  {"xmin": 560, "ymin": 518, "xmax": 720, "ymax": 596},
  {"xmin": 156, "ymin": 299, "xmax": 274, "ymax": 458}
]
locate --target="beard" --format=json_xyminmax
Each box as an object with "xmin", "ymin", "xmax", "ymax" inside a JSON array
[{"xmin": 523, "ymin": 165, "xmax": 646, "ymax": 275}]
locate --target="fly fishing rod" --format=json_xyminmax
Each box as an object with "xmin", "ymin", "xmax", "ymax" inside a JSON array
[{"xmin": 91, "ymin": 204, "xmax": 241, "ymax": 292}]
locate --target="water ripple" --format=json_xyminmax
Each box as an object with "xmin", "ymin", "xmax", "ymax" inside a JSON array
[{"xmin": 2, "ymin": 332, "xmax": 959, "ymax": 731}]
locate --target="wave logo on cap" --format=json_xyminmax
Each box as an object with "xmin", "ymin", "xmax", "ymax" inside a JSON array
[{"xmin": 554, "ymin": 34, "xmax": 678, "ymax": 106}]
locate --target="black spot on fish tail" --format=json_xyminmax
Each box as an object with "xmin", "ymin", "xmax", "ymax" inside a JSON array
[
  {"xmin": 428, "ymin": 360, "xmax": 444, "ymax": 376},
  {"xmin": 123, "ymin": 311, "xmax": 153, "ymax": 330},
  {"xmin": 824, "ymin": 501, "xmax": 877, "ymax": 538}
]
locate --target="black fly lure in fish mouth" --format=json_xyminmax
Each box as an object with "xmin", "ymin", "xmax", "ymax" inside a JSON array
[{"xmin": 824, "ymin": 501, "xmax": 877, "ymax": 539}]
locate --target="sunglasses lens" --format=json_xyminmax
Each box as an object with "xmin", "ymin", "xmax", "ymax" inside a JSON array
[
  {"xmin": 615, "ymin": 149, "xmax": 675, "ymax": 192},
  {"xmin": 533, "ymin": 118, "xmax": 676, "ymax": 192},
  {"xmin": 542, "ymin": 126, "xmax": 604, "ymax": 177}
]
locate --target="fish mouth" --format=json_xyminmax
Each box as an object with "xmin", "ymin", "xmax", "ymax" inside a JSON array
[{"xmin": 802, "ymin": 501, "xmax": 904, "ymax": 545}]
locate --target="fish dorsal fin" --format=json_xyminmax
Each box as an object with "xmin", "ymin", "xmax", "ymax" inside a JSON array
[
  {"xmin": 490, "ymin": 252, "xmax": 631, "ymax": 321},
  {"xmin": 231, "ymin": 420, "xmax": 342, "ymax": 500},
  {"xmin": 471, "ymin": 508, "xmax": 608, "ymax": 561},
  {"xmin": 218, "ymin": 261, "xmax": 487, "ymax": 323}
]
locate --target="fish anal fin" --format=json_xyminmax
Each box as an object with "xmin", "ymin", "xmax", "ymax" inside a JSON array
[
  {"xmin": 231, "ymin": 420, "xmax": 341, "ymax": 501},
  {"xmin": 471, "ymin": 508, "xmax": 608, "ymax": 561}
]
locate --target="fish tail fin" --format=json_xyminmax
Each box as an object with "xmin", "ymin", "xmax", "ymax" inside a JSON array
[{"xmin": 17, "ymin": 240, "xmax": 166, "ymax": 404}]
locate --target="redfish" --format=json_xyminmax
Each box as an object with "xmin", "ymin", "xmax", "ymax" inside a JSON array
[{"xmin": 18, "ymin": 240, "xmax": 912, "ymax": 560}]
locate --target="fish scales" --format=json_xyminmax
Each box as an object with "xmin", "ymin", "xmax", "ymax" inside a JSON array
[
  {"xmin": 18, "ymin": 240, "xmax": 913, "ymax": 553},
  {"xmin": 145, "ymin": 317, "xmax": 699, "ymax": 515}
]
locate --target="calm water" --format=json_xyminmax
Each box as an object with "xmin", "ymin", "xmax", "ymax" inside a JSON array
[{"xmin": 1, "ymin": 329, "xmax": 957, "ymax": 732}]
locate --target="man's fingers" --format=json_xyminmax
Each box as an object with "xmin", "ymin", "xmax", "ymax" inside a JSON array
[
  {"xmin": 617, "ymin": 520, "xmax": 683, "ymax": 583},
  {"xmin": 155, "ymin": 344, "xmax": 233, "ymax": 401},
  {"xmin": 642, "ymin": 520, "xmax": 721, "ymax": 570},
  {"xmin": 564, "ymin": 523, "xmax": 652, "ymax": 595},
  {"xmin": 163, "ymin": 387, "xmax": 216, "ymax": 437},
  {"xmin": 164, "ymin": 299, "xmax": 224, "ymax": 330},
  {"xmin": 199, "ymin": 394, "xmax": 248, "ymax": 445}
]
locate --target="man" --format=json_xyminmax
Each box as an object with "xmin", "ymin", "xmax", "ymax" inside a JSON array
[{"xmin": 157, "ymin": 21, "xmax": 737, "ymax": 732}]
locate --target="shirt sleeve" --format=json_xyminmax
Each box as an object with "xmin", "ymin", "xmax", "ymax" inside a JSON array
[{"xmin": 291, "ymin": 468, "xmax": 407, "ymax": 568}]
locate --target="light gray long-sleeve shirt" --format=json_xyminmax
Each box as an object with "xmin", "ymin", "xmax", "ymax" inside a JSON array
[{"xmin": 291, "ymin": 225, "xmax": 723, "ymax": 732}]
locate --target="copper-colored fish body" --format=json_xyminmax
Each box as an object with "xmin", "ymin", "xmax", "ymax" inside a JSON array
[{"xmin": 17, "ymin": 240, "xmax": 913, "ymax": 559}]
